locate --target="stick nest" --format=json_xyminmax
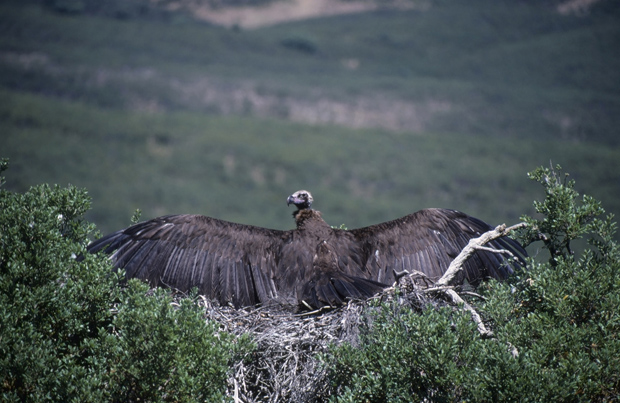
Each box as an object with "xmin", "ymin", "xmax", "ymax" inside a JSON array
[{"xmin": 174, "ymin": 272, "xmax": 446, "ymax": 403}]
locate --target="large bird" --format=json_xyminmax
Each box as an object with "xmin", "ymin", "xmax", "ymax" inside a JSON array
[{"xmin": 88, "ymin": 190, "xmax": 525, "ymax": 310}]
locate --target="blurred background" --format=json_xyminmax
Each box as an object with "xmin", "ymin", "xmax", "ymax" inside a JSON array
[{"xmin": 2, "ymin": 0, "xmax": 619, "ymax": 236}]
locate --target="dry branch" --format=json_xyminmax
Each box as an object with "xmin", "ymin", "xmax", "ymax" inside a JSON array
[
  {"xmin": 429, "ymin": 222, "xmax": 526, "ymax": 337},
  {"xmin": 435, "ymin": 222, "xmax": 526, "ymax": 288}
]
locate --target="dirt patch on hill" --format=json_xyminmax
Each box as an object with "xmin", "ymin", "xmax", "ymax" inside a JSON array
[
  {"xmin": 162, "ymin": 0, "xmax": 427, "ymax": 29},
  {"xmin": 557, "ymin": 0, "xmax": 603, "ymax": 15},
  {"xmin": 0, "ymin": 50, "xmax": 452, "ymax": 132},
  {"xmin": 160, "ymin": 0, "xmax": 604, "ymax": 28},
  {"xmin": 165, "ymin": 75, "xmax": 451, "ymax": 132}
]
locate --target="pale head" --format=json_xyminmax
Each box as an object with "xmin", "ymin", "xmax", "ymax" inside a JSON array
[{"xmin": 287, "ymin": 190, "xmax": 313, "ymax": 210}]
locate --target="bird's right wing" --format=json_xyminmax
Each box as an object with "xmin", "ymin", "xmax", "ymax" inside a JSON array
[{"xmin": 88, "ymin": 214, "xmax": 290, "ymax": 307}]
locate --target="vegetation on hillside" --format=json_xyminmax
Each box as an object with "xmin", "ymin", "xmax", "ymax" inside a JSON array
[
  {"xmin": 1, "ymin": 0, "xmax": 619, "ymax": 237},
  {"xmin": 2, "ymin": 86, "xmax": 619, "ymax": 237},
  {"xmin": 2, "ymin": 0, "xmax": 618, "ymax": 140}
]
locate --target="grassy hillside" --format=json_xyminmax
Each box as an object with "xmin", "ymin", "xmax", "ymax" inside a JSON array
[
  {"xmin": 1, "ymin": 0, "xmax": 619, "ymax": 236},
  {"xmin": 4, "ymin": 89, "xmax": 619, "ymax": 236}
]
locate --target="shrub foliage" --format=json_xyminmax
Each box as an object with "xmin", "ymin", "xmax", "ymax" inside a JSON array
[
  {"xmin": 323, "ymin": 165, "xmax": 620, "ymax": 402},
  {"xmin": 0, "ymin": 159, "xmax": 245, "ymax": 402}
]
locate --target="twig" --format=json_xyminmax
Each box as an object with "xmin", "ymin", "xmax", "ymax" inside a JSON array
[
  {"xmin": 473, "ymin": 245, "xmax": 515, "ymax": 256},
  {"xmin": 444, "ymin": 288, "xmax": 493, "ymax": 338},
  {"xmin": 459, "ymin": 290, "xmax": 487, "ymax": 300}
]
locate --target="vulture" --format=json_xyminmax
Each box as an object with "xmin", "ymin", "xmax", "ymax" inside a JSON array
[{"xmin": 88, "ymin": 190, "xmax": 526, "ymax": 310}]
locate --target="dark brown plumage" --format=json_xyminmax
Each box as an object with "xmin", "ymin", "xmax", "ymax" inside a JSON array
[{"xmin": 88, "ymin": 190, "xmax": 526, "ymax": 310}]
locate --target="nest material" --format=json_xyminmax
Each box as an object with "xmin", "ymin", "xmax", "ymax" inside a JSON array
[{"xmin": 176, "ymin": 272, "xmax": 442, "ymax": 403}]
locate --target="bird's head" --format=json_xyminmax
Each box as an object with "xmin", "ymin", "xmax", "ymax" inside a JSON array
[{"xmin": 287, "ymin": 190, "xmax": 313, "ymax": 210}]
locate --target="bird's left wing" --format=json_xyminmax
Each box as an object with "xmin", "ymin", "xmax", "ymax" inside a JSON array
[{"xmin": 349, "ymin": 208, "xmax": 526, "ymax": 286}]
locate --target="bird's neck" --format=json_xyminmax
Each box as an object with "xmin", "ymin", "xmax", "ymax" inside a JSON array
[{"xmin": 293, "ymin": 209, "xmax": 330, "ymax": 231}]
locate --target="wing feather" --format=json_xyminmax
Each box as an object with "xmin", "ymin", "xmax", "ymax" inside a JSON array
[
  {"xmin": 332, "ymin": 278, "xmax": 358, "ymax": 298},
  {"xmin": 120, "ymin": 240, "xmax": 157, "ymax": 274},
  {"xmin": 251, "ymin": 255, "xmax": 273, "ymax": 301},
  {"xmin": 200, "ymin": 250, "xmax": 216, "ymax": 298},
  {"xmin": 316, "ymin": 282, "xmax": 343, "ymax": 307}
]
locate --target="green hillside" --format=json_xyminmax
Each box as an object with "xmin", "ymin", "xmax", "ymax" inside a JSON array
[{"xmin": 2, "ymin": 0, "xmax": 619, "ymax": 235}]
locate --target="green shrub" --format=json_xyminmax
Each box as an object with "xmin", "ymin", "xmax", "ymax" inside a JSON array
[
  {"xmin": 280, "ymin": 33, "xmax": 319, "ymax": 54},
  {"xmin": 323, "ymin": 165, "xmax": 620, "ymax": 402},
  {"xmin": 0, "ymin": 159, "xmax": 248, "ymax": 401}
]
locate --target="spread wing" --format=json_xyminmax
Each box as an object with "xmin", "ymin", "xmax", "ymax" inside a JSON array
[
  {"xmin": 88, "ymin": 208, "xmax": 526, "ymax": 310},
  {"xmin": 87, "ymin": 214, "xmax": 288, "ymax": 307},
  {"xmin": 349, "ymin": 208, "xmax": 526, "ymax": 286}
]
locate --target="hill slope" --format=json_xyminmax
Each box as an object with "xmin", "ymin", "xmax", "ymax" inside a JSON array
[{"xmin": 1, "ymin": 0, "xmax": 619, "ymax": 234}]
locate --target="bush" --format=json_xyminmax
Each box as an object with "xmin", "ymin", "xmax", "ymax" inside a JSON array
[
  {"xmin": 280, "ymin": 33, "xmax": 319, "ymax": 54},
  {"xmin": 323, "ymin": 165, "xmax": 620, "ymax": 402},
  {"xmin": 0, "ymin": 159, "xmax": 247, "ymax": 401}
]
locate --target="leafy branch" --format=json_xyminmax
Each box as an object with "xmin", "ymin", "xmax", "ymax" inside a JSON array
[{"xmin": 520, "ymin": 164, "xmax": 604, "ymax": 264}]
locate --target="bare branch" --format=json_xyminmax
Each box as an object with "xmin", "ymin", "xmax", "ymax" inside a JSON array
[
  {"xmin": 421, "ymin": 222, "xmax": 527, "ymax": 337},
  {"xmin": 435, "ymin": 222, "xmax": 526, "ymax": 288},
  {"xmin": 473, "ymin": 245, "xmax": 515, "ymax": 256}
]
